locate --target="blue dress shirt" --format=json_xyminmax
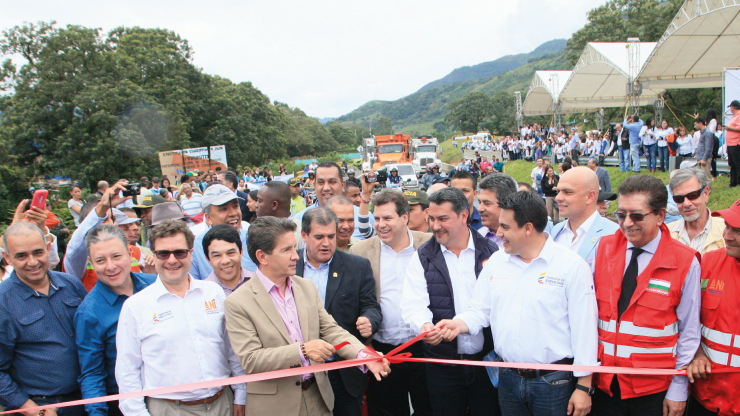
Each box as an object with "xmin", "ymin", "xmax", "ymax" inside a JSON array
[
  {"xmin": 302, "ymin": 251, "xmax": 332, "ymax": 303},
  {"xmin": 470, "ymin": 207, "xmax": 483, "ymax": 231},
  {"xmin": 74, "ymin": 272, "xmax": 157, "ymax": 416},
  {"xmin": 191, "ymin": 227, "xmax": 257, "ymax": 280},
  {"xmin": 0, "ymin": 271, "xmax": 87, "ymax": 410}
]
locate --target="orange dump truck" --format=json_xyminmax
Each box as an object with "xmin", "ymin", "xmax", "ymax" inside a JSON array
[{"xmin": 371, "ymin": 134, "xmax": 411, "ymax": 170}]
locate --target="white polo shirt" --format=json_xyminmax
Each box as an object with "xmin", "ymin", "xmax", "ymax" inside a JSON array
[{"xmin": 116, "ymin": 277, "xmax": 246, "ymax": 416}]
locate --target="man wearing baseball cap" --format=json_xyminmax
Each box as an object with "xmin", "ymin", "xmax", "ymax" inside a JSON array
[
  {"xmin": 190, "ymin": 184, "xmax": 257, "ymax": 280},
  {"xmin": 132, "ymin": 194, "xmax": 166, "ymax": 246},
  {"xmin": 686, "ymin": 198, "xmax": 740, "ymax": 415},
  {"xmin": 725, "ymin": 100, "xmax": 740, "ymax": 188},
  {"xmin": 289, "ymin": 177, "xmax": 307, "ymax": 215}
]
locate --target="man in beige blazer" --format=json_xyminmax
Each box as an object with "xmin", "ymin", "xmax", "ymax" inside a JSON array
[
  {"xmin": 349, "ymin": 189, "xmax": 433, "ymax": 416},
  {"xmin": 224, "ymin": 217, "xmax": 390, "ymax": 416}
]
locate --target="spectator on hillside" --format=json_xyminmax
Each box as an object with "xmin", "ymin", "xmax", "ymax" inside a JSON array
[
  {"xmin": 587, "ymin": 157, "xmax": 612, "ymax": 193},
  {"xmin": 695, "ymin": 117, "xmax": 714, "ymax": 180},
  {"xmin": 623, "ymin": 115, "xmax": 645, "ymax": 172}
]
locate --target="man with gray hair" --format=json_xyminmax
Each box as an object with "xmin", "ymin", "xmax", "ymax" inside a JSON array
[
  {"xmin": 325, "ymin": 195, "xmax": 359, "ymax": 252},
  {"xmin": 667, "ymin": 167, "xmax": 726, "ymax": 254},
  {"xmin": 0, "ymin": 222, "xmax": 88, "ymax": 416},
  {"xmin": 74, "ymin": 225, "xmax": 156, "ymax": 416},
  {"xmin": 401, "ymin": 187, "xmax": 499, "ymax": 416},
  {"xmin": 295, "ymin": 208, "xmax": 381, "ymax": 416},
  {"xmin": 477, "ymin": 173, "xmax": 517, "ymax": 249}
]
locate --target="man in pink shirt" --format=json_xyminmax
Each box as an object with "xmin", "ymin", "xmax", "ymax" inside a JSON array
[
  {"xmin": 224, "ymin": 217, "xmax": 390, "ymax": 416},
  {"xmin": 726, "ymin": 100, "xmax": 740, "ymax": 188}
]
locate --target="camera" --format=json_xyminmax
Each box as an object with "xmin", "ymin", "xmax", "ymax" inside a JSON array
[
  {"xmin": 122, "ymin": 183, "xmax": 141, "ymax": 197},
  {"xmin": 365, "ymin": 170, "xmax": 388, "ymax": 184}
]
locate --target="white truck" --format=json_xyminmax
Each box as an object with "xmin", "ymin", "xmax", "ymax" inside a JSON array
[{"xmin": 411, "ymin": 136, "xmax": 441, "ymax": 176}]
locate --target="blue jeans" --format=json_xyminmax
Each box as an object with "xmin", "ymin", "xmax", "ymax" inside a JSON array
[
  {"xmin": 657, "ymin": 146, "xmax": 669, "ymax": 171},
  {"xmin": 498, "ymin": 368, "xmax": 575, "ymax": 416},
  {"xmin": 618, "ymin": 147, "xmax": 631, "ymax": 171},
  {"xmin": 630, "ymin": 143, "xmax": 642, "ymax": 172},
  {"xmin": 644, "ymin": 143, "xmax": 657, "ymax": 170}
]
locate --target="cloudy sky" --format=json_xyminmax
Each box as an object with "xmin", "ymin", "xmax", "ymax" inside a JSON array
[{"xmin": 3, "ymin": 0, "xmax": 605, "ymax": 118}]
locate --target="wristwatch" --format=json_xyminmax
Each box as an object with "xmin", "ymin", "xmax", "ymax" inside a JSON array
[{"xmin": 575, "ymin": 384, "xmax": 595, "ymax": 396}]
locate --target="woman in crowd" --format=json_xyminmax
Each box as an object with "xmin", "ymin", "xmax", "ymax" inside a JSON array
[
  {"xmin": 541, "ymin": 165, "xmax": 559, "ymax": 222},
  {"xmin": 247, "ymin": 190, "xmax": 259, "ymax": 218},
  {"xmin": 161, "ymin": 177, "xmax": 175, "ymax": 199},
  {"xmin": 676, "ymin": 126, "xmax": 695, "ymax": 158},
  {"xmin": 705, "ymin": 108, "xmax": 718, "ymax": 133},
  {"xmin": 67, "ymin": 185, "xmax": 85, "ymax": 226},
  {"xmin": 238, "ymin": 178, "xmax": 246, "ymax": 192},
  {"xmin": 655, "ymin": 120, "xmax": 674, "ymax": 172},
  {"xmin": 640, "ymin": 117, "xmax": 657, "ymax": 173}
]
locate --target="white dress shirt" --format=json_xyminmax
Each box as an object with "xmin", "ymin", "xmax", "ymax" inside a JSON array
[
  {"xmin": 401, "ymin": 231, "xmax": 484, "ymax": 354},
  {"xmin": 456, "ymin": 237, "xmax": 599, "ymax": 377},
  {"xmin": 375, "ymin": 229, "xmax": 417, "ymax": 345},
  {"xmin": 554, "ymin": 210, "xmax": 600, "ymax": 253},
  {"xmin": 115, "ymin": 277, "xmax": 246, "ymax": 416}
]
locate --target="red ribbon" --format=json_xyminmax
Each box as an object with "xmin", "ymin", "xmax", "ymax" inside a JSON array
[{"xmin": 2, "ymin": 329, "xmax": 731, "ymax": 415}]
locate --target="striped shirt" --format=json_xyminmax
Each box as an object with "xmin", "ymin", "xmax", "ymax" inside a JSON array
[{"xmin": 179, "ymin": 193, "xmax": 203, "ymax": 216}]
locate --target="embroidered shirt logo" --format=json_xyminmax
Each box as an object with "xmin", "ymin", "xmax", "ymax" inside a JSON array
[
  {"xmin": 707, "ymin": 279, "xmax": 725, "ymax": 295},
  {"xmin": 647, "ymin": 279, "xmax": 671, "ymax": 295},
  {"xmin": 205, "ymin": 299, "xmax": 219, "ymax": 314},
  {"xmin": 153, "ymin": 311, "xmax": 173, "ymax": 323},
  {"xmin": 537, "ymin": 273, "xmax": 546, "ymax": 284}
]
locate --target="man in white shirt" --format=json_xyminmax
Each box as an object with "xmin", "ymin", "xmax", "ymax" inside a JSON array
[
  {"xmin": 178, "ymin": 183, "xmax": 203, "ymax": 219},
  {"xmin": 437, "ymin": 191, "xmax": 598, "ymax": 416},
  {"xmin": 401, "ymin": 187, "xmax": 500, "ymax": 416},
  {"xmin": 115, "ymin": 220, "xmax": 246, "ymax": 416},
  {"xmin": 551, "ymin": 167, "xmax": 619, "ymax": 267},
  {"xmin": 349, "ymin": 190, "xmax": 433, "ymax": 416},
  {"xmin": 530, "ymin": 158, "xmax": 544, "ymax": 195},
  {"xmin": 477, "ymin": 173, "xmax": 517, "ymax": 250}
]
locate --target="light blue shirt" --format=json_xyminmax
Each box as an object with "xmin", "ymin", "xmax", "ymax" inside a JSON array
[
  {"xmin": 191, "ymin": 227, "xmax": 257, "ymax": 280},
  {"xmin": 623, "ymin": 119, "xmax": 645, "ymax": 145},
  {"xmin": 302, "ymin": 251, "xmax": 332, "ymax": 303},
  {"xmin": 295, "ymin": 202, "xmax": 374, "ymax": 240}
]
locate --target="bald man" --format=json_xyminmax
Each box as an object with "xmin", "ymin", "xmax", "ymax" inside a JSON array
[
  {"xmin": 255, "ymin": 181, "xmax": 293, "ymax": 219},
  {"xmin": 550, "ymin": 167, "xmax": 619, "ymax": 268}
]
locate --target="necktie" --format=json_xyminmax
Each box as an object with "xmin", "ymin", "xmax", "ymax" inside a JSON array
[{"xmin": 618, "ymin": 247, "xmax": 644, "ymax": 320}]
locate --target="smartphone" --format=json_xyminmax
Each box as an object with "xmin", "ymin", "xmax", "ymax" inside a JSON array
[{"xmin": 31, "ymin": 189, "xmax": 48, "ymax": 211}]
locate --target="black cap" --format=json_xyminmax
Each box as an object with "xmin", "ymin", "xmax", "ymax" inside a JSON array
[
  {"xmin": 598, "ymin": 191, "xmax": 617, "ymax": 202},
  {"xmin": 729, "ymin": 100, "xmax": 740, "ymax": 109}
]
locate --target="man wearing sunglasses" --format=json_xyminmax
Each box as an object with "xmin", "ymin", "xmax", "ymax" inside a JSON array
[
  {"xmin": 116, "ymin": 220, "xmax": 247, "ymax": 416},
  {"xmin": 591, "ymin": 175, "xmax": 701, "ymax": 416},
  {"xmin": 667, "ymin": 168, "xmax": 726, "ymax": 255},
  {"xmin": 685, "ymin": 197, "xmax": 740, "ymax": 415}
]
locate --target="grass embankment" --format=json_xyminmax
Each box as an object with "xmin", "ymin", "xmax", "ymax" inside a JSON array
[{"xmin": 504, "ymin": 160, "xmax": 738, "ymax": 213}]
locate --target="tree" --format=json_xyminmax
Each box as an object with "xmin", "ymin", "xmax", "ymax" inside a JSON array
[
  {"xmin": 326, "ymin": 121, "xmax": 357, "ymax": 147},
  {"xmin": 565, "ymin": 0, "xmax": 683, "ymax": 65},
  {"xmin": 374, "ymin": 117, "xmax": 393, "ymax": 135},
  {"xmin": 483, "ymin": 91, "xmax": 517, "ymax": 135},
  {"xmin": 433, "ymin": 121, "xmax": 447, "ymax": 132},
  {"xmin": 444, "ymin": 92, "xmax": 494, "ymax": 134}
]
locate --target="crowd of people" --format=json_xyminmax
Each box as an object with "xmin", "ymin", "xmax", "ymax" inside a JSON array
[{"xmin": 0, "ymin": 101, "xmax": 739, "ymax": 416}]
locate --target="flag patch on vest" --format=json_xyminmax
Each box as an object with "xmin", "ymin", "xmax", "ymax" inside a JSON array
[{"xmin": 647, "ymin": 279, "xmax": 671, "ymax": 295}]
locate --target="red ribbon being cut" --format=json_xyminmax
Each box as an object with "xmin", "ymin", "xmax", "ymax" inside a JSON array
[{"xmin": 2, "ymin": 330, "xmax": 732, "ymax": 415}]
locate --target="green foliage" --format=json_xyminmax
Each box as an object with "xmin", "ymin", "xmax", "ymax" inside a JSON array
[
  {"xmin": 445, "ymin": 92, "xmax": 494, "ymax": 133},
  {"xmin": 374, "ymin": 117, "xmax": 393, "ymax": 135},
  {"xmin": 564, "ymin": 0, "xmax": 683, "ymax": 66}
]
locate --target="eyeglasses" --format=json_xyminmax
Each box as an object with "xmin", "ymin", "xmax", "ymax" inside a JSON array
[
  {"xmin": 614, "ymin": 211, "xmax": 655, "ymax": 222},
  {"xmin": 153, "ymin": 249, "xmax": 190, "ymax": 260},
  {"xmin": 672, "ymin": 187, "xmax": 705, "ymax": 204}
]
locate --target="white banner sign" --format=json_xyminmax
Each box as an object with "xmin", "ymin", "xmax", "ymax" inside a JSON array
[{"xmin": 724, "ymin": 69, "xmax": 740, "ymax": 125}]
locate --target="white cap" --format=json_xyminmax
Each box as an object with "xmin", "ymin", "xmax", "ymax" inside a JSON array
[
  {"xmin": 112, "ymin": 209, "xmax": 141, "ymax": 225},
  {"xmin": 202, "ymin": 184, "xmax": 241, "ymax": 210}
]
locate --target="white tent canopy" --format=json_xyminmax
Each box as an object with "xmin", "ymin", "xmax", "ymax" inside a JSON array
[
  {"xmin": 559, "ymin": 42, "xmax": 661, "ymax": 110},
  {"xmin": 521, "ymin": 71, "xmax": 573, "ymax": 115},
  {"xmin": 638, "ymin": 0, "xmax": 740, "ymax": 90}
]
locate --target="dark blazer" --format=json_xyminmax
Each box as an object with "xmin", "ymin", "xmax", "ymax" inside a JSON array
[{"xmin": 295, "ymin": 249, "xmax": 382, "ymax": 398}]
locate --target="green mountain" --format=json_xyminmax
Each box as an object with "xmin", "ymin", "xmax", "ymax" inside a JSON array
[
  {"xmin": 336, "ymin": 43, "xmax": 570, "ymax": 134},
  {"xmin": 417, "ymin": 39, "xmax": 567, "ymax": 93}
]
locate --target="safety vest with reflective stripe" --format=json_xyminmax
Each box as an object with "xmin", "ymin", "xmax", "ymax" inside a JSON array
[
  {"xmin": 80, "ymin": 245, "xmax": 142, "ymax": 292},
  {"xmin": 691, "ymin": 249, "xmax": 740, "ymax": 416},
  {"xmin": 594, "ymin": 223, "xmax": 698, "ymax": 399}
]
